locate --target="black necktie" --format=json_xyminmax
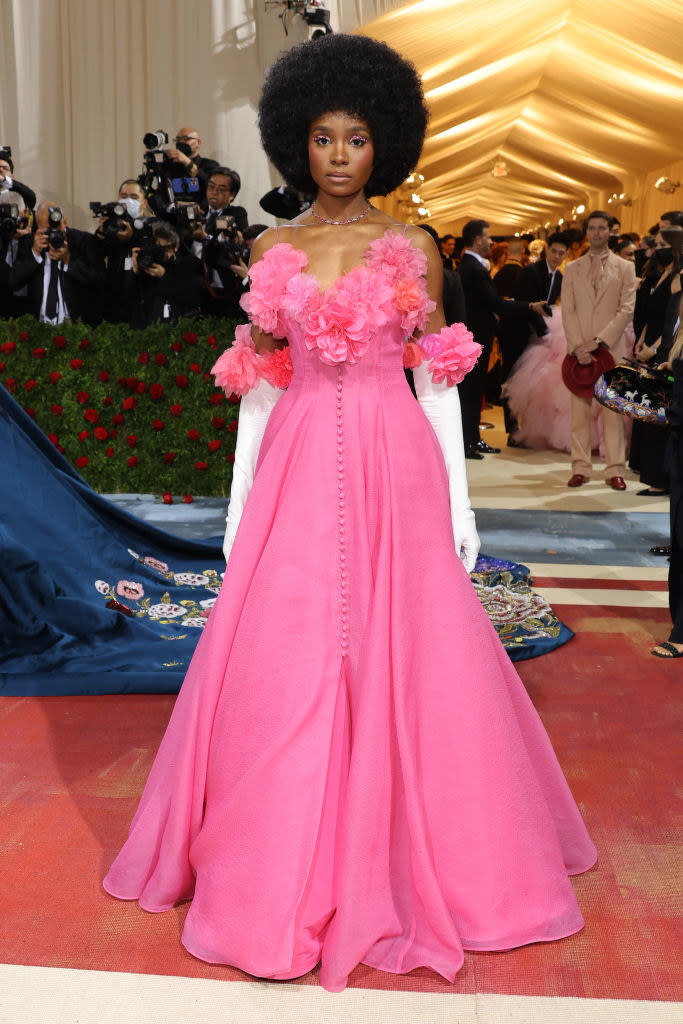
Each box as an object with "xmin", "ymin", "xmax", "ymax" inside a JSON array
[{"xmin": 45, "ymin": 260, "xmax": 59, "ymax": 320}]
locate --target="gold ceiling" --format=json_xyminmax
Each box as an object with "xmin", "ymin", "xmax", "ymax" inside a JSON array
[{"xmin": 362, "ymin": 0, "xmax": 683, "ymax": 230}]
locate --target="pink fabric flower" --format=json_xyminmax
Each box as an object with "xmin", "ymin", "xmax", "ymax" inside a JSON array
[
  {"xmin": 304, "ymin": 266, "xmax": 392, "ymax": 365},
  {"xmin": 403, "ymin": 341, "xmax": 424, "ymax": 369},
  {"xmin": 420, "ymin": 323, "xmax": 482, "ymax": 385},
  {"xmin": 262, "ymin": 346, "xmax": 294, "ymax": 390},
  {"xmin": 365, "ymin": 229, "xmax": 428, "ymax": 283},
  {"xmin": 241, "ymin": 243, "xmax": 308, "ymax": 338},
  {"xmin": 233, "ymin": 323, "xmax": 255, "ymax": 350},
  {"xmin": 211, "ymin": 329, "xmax": 262, "ymax": 396},
  {"xmin": 394, "ymin": 278, "xmax": 436, "ymax": 336},
  {"xmin": 116, "ymin": 580, "xmax": 144, "ymax": 601},
  {"xmin": 281, "ymin": 273, "xmax": 320, "ymax": 324}
]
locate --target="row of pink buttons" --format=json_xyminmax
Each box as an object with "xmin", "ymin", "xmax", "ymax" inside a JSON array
[{"xmin": 336, "ymin": 366, "xmax": 349, "ymax": 654}]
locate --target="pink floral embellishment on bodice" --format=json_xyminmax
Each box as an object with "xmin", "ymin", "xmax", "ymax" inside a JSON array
[
  {"xmin": 304, "ymin": 264, "xmax": 395, "ymax": 365},
  {"xmin": 240, "ymin": 230, "xmax": 436, "ymax": 365},
  {"xmin": 240, "ymin": 243, "xmax": 309, "ymax": 339}
]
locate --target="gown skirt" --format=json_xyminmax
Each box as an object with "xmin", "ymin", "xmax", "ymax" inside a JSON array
[{"xmin": 104, "ymin": 240, "xmax": 597, "ymax": 992}]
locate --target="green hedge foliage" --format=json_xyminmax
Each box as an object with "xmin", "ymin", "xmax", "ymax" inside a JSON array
[{"xmin": 0, "ymin": 316, "xmax": 242, "ymax": 499}]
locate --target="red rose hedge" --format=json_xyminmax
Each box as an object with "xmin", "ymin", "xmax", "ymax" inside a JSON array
[{"xmin": 1, "ymin": 316, "xmax": 242, "ymax": 496}]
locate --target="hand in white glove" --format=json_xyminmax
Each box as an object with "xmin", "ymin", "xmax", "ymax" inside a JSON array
[
  {"xmin": 223, "ymin": 378, "xmax": 282, "ymax": 563},
  {"xmin": 413, "ymin": 360, "xmax": 481, "ymax": 573}
]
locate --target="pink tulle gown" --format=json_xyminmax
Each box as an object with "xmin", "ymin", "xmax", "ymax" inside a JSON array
[{"xmin": 104, "ymin": 232, "xmax": 597, "ymax": 992}]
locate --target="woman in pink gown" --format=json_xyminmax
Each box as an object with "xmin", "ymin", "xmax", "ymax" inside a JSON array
[{"xmin": 104, "ymin": 34, "xmax": 596, "ymax": 992}]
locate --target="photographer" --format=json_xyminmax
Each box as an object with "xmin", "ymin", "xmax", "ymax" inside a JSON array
[
  {"xmin": 124, "ymin": 220, "xmax": 206, "ymax": 329},
  {"xmin": 164, "ymin": 126, "xmax": 219, "ymax": 205},
  {"xmin": 202, "ymin": 213, "xmax": 251, "ymax": 320},
  {"xmin": 0, "ymin": 191, "xmax": 33, "ymax": 317},
  {"xmin": 9, "ymin": 201, "xmax": 103, "ymax": 325},
  {"xmin": 204, "ymin": 167, "xmax": 248, "ymax": 232},
  {"xmin": 87, "ymin": 181, "xmax": 156, "ymax": 321},
  {"xmin": 0, "ymin": 147, "xmax": 37, "ymax": 211}
]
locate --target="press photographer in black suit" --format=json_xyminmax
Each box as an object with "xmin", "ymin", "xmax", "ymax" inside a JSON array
[
  {"xmin": 457, "ymin": 219, "xmax": 546, "ymax": 458},
  {"xmin": 123, "ymin": 221, "xmax": 207, "ymax": 329},
  {"xmin": 204, "ymin": 167, "xmax": 248, "ymax": 233},
  {"xmin": 9, "ymin": 201, "xmax": 104, "ymax": 325},
  {"xmin": 0, "ymin": 191, "xmax": 33, "ymax": 317},
  {"xmin": 164, "ymin": 126, "xmax": 219, "ymax": 205}
]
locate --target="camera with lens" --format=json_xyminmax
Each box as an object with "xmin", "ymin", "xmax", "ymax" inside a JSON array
[
  {"xmin": 46, "ymin": 206, "xmax": 66, "ymax": 248},
  {"xmin": 131, "ymin": 216, "xmax": 166, "ymax": 269},
  {"xmin": 137, "ymin": 244, "xmax": 169, "ymax": 271},
  {"xmin": 143, "ymin": 130, "xmax": 168, "ymax": 152},
  {"xmin": 204, "ymin": 213, "xmax": 249, "ymax": 271},
  {"xmin": 131, "ymin": 217, "xmax": 156, "ymax": 248},
  {"xmin": 90, "ymin": 200, "xmax": 131, "ymax": 240},
  {"xmin": 0, "ymin": 202, "xmax": 26, "ymax": 240},
  {"xmin": 175, "ymin": 203, "xmax": 202, "ymax": 229},
  {"xmin": 140, "ymin": 130, "xmax": 176, "ymax": 210}
]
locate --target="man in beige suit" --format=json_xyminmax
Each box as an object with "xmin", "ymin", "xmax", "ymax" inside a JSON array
[{"xmin": 562, "ymin": 210, "xmax": 636, "ymax": 489}]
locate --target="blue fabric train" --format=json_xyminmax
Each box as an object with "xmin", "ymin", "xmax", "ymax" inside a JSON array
[{"xmin": 0, "ymin": 385, "xmax": 224, "ymax": 695}]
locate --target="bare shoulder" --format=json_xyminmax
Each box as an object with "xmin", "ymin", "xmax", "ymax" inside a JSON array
[
  {"xmin": 401, "ymin": 223, "xmax": 441, "ymax": 270},
  {"xmin": 403, "ymin": 223, "xmax": 435, "ymax": 253},
  {"xmin": 248, "ymin": 227, "xmax": 280, "ymax": 264}
]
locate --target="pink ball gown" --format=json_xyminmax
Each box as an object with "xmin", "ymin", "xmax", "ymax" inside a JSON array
[{"xmin": 104, "ymin": 231, "xmax": 597, "ymax": 992}]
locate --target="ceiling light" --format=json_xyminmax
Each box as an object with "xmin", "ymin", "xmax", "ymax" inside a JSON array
[
  {"xmin": 576, "ymin": 204, "xmax": 585, "ymax": 214},
  {"xmin": 491, "ymin": 157, "xmax": 508, "ymax": 178},
  {"xmin": 655, "ymin": 176, "xmax": 680, "ymax": 194}
]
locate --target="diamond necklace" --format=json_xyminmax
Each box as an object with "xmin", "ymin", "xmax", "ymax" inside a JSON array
[{"xmin": 311, "ymin": 202, "xmax": 373, "ymax": 226}]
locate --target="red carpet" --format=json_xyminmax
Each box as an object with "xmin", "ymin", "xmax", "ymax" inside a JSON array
[{"xmin": 1, "ymin": 604, "xmax": 679, "ymax": 1001}]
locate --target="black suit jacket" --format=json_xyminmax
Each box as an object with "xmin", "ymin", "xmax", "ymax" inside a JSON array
[
  {"xmin": 443, "ymin": 267, "xmax": 466, "ymax": 325},
  {"xmin": 204, "ymin": 203, "xmax": 248, "ymax": 234},
  {"xmin": 8, "ymin": 228, "xmax": 105, "ymax": 325},
  {"xmin": 516, "ymin": 260, "xmax": 562, "ymax": 305},
  {"xmin": 1, "ymin": 177, "xmax": 37, "ymax": 210},
  {"xmin": 456, "ymin": 252, "xmax": 530, "ymax": 348},
  {"xmin": 123, "ymin": 250, "xmax": 207, "ymax": 329}
]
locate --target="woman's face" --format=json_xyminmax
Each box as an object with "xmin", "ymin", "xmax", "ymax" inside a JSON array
[{"xmin": 307, "ymin": 111, "xmax": 374, "ymax": 198}]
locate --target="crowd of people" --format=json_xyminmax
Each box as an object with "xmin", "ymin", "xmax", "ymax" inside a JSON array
[
  {"xmin": 433, "ymin": 209, "xmax": 683, "ymax": 658},
  {"xmin": 434, "ymin": 209, "xmax": 682, "ymax": 495},
  {"xmin": 0, "ymin": 129, "xmax": 267, "ymax": 328}
]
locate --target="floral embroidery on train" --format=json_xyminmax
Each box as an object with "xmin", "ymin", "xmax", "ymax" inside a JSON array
[{"xmin": 94, "ymin": 549, "xmax": 223, "ymax": 628}]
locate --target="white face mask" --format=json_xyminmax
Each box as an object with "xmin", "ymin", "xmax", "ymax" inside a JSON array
[{"xmin": 120, "ymin": 197, "xmax": 141, "ymax": 218}]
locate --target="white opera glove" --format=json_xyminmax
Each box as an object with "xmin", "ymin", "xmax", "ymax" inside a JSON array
[
  {"xmin": 413, "ymin": 360, "xmax": 481, "ymax": 573},
  {"xmin": 223, "ymin": 378, "xmax": 282, "ymax": 563}
]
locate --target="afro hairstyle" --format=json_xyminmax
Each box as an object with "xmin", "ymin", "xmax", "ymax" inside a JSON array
[{"xmin": 258, "ymin": 33, "xmax": 428, "ymax": 198}]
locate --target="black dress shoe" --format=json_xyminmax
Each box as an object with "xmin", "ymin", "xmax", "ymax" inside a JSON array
[
  {"xmin": 465, "ymin": 445, "xmax": 484, "ymax": 460},
  {"xmin": 476, "ymin": 440, "xmax": 501, "ymax": 454}
]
